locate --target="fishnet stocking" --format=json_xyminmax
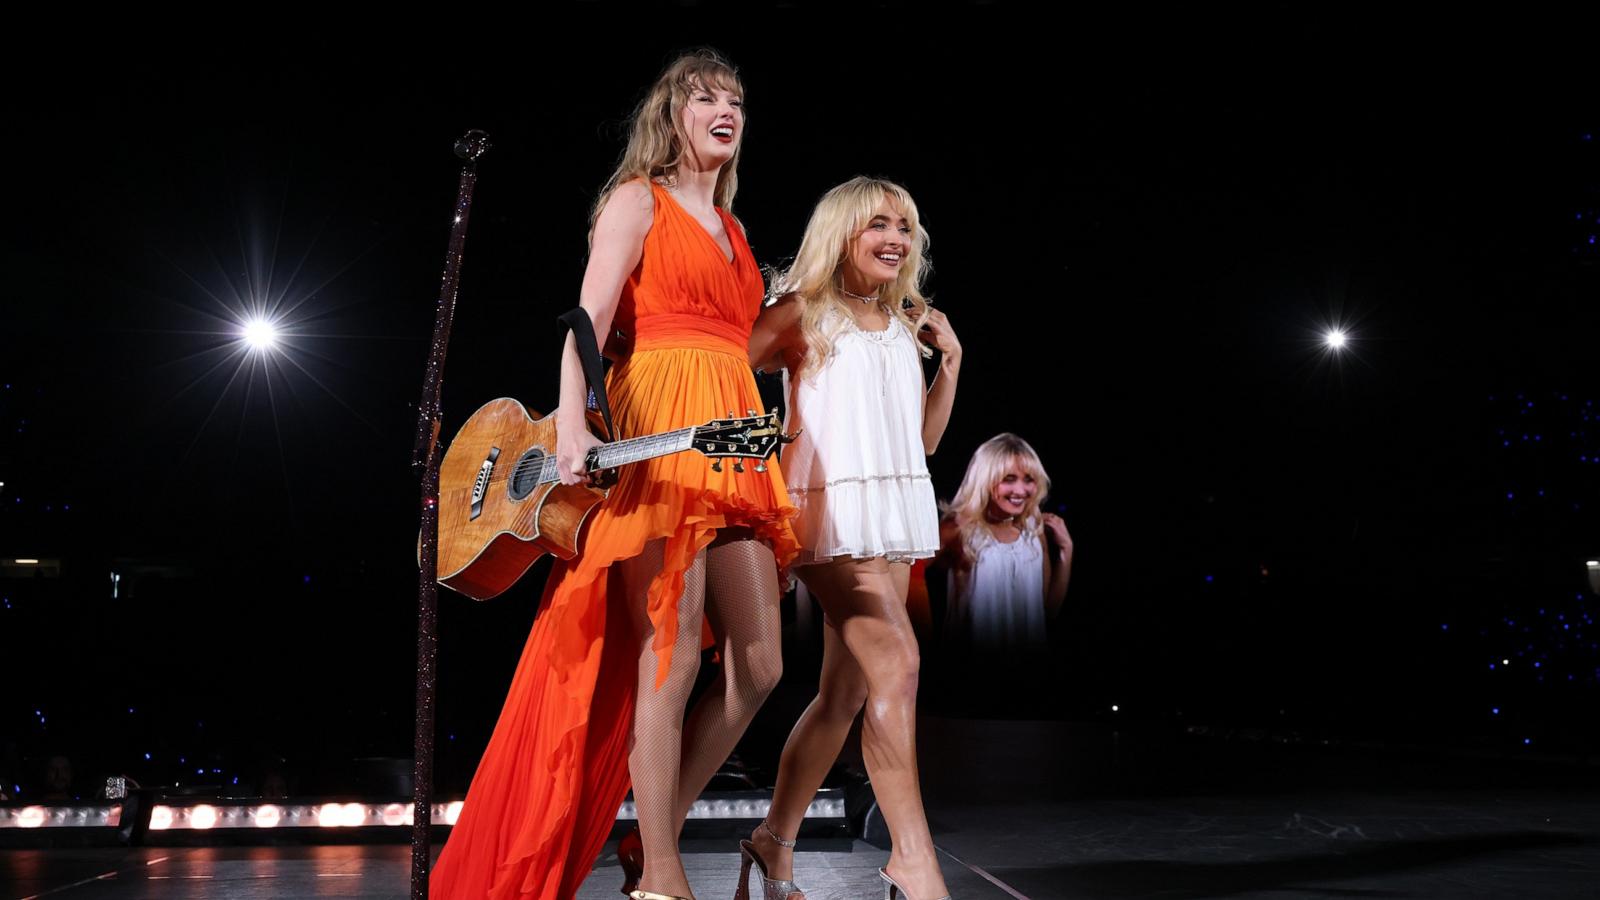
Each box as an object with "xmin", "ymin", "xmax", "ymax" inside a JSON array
[
  {"xmin": 620, "ymin": 539, "xmax": 706, "ymax": 896},
  {"xmin": 674, "ymin": 536, "xmax": 784, "ymax": 826}
]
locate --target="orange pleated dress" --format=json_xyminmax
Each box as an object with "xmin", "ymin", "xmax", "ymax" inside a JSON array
[{"xmin": 430, "ymin": 181, "xmax": 799, "ymax": 900}]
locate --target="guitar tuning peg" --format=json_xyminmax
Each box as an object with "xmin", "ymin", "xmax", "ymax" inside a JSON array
[
  {"xmin": 733, "ymin": 460, "xmax": 745, "ymax": 474},
  {"xmin": 711, "ymin": 460, "xmax": 723, "ymax": 473},
  {"xmin": 780, "ymin": 428, "xmax": 803, "ymax": 445},
  {"xmin": 746, "ymin": 408, "xmax": 756, "ymax": 416},
  {"xmin": 727, "ymin": 410, "xmax": 735, "ymax": 418},
  {"xmin": 754, "ymin": 461, "xmax": 766, "ymax": 473}
]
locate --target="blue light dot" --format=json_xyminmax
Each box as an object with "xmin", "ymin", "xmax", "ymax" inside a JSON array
[
  {"xmin": 1524, "ymin": 738, "xmax": 1532, "ymax": 745},
  {"xmin": 128, "ymin": 708, "xmax": 134, "ymax": 714},
  {"xmin": 1204, "ymin": 575, "xmax": 1214, "ymax": 583},
  {"xmin": 1503, "ymin": 441, "xmax": 1510, "ymax": 447},
  {"xmin": 303, "ymin": 575, "xmax": 312, "ymax": 584},
  {"xmin": 1489, "ymin": 663, "xmax": 1497, "ymax": 670},
  {"xmin": 144, "ymin": 753, "xmax": 151, "ymax": 760},
  {"xmin": 233, "ymin": 776, "xmax": 239, "ymax": 785},
  {"xmin": 1534, "ymin": 661, "xmax": 1542, "ymax": 668},
  {"xmin": 449, "ymin": 734, "xmax": 457, "ymax": 741},
  {"xmin": 1507, "ymin": 492, "xmax": 1515, "ymax": 500},
  {"xmin": 197, "ymin": 769, "xmax": 205, "ymax": 775},
  {"xmin": 1492, "ymin": 708, "xmax": 1500, "ymax": 714},
  {"xmin": 179, "ymin": 757, "xmax": 186, "ymax": 764},
  {"xmin": 1537, "ymin": 490, "xmax": 1545, "ymax": 497},
  {"xmin": 1441, "ymin": 623, "xmax": 1449, "ymax": 631}
]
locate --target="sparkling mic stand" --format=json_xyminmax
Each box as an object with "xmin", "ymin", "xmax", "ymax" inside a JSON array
[{"xmin": 411, "ymin": 129, "xmax": 489, "ymax": 899}]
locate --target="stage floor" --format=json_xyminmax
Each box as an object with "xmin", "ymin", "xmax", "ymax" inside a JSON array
[
  {"xmin": 9, "ymin": 718, "xmax": 1600, "ymax": 899},
  {"xmin": 8, "ymin": 784, "xmax": 1600, "ymax": 899}
]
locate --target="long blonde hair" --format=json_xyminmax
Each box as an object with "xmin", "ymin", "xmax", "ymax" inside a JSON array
[
  {"xmin": 591, "ymin": 49, "xmax": 745, "ymax": 235},
  {"xmin": 773, "ymin": 177, "xmax": 932, "ymax": 379},
  {"xmin": 943, "ymin": 433, "xmax": 1052, "ymax": 562}
]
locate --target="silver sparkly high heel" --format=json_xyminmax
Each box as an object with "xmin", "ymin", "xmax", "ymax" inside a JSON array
[
  {"xmin": 735, "ymin": 820, "xmax": 805, "ymax": 900},
  {"xmin": 878, "ymin": 868, "xmax": 951, "ymax": 900}
]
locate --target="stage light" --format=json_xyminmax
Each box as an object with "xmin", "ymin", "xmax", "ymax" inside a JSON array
[
  {"xmin": 149, "ymin": 806, "xmax": 174, "ymax": 830},
  {"xmin": 254, "ymin": 805, "xmax": 282, "ymax": 828},
  {"xmin": 1503, "ymin": 659, "xmax": 1510, "ymax": 665},
  {"xmin": 1587, "ymin": 561, "xmax": 1598, "ymax": 568},
  {"xmin": 1325, "ymin": 330, "xmax": 1347, "ymax": 349},
  {"xmin": 1111, "ymin": 704, "xmax": 1120, "ymax": 712},
  {"xmin": 15, "ymin": 807, "xmax": 45, "ymax": 829},
  {"xmin": 14, "ymin": 559, "xmax": 39, "ymax": 565},
  {"xmin": 444, "ymin": 801, "xmax": 463, "ymax": 825},
  {"xmin": 241, "ymin": 317, "xmax": 279, "ymax": 351},
  {"xmin": 381, "ymin": 803, "xmax": 408, "ymax": 827},
  {"xmin": 317, "ymin": 803, "xmax": 344, "ymax": 827},
  {"xmin": 189, "ymin": 805, "xmax": 217, "ymax": 830}
]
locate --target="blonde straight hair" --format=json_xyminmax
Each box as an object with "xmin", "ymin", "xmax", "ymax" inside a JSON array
[
  {"xmin": 591, "ymin": 49, "xmax": 745, "ymax": 236},
  {"xmin": 943, "ymin": 433, "xmax": 1053, "ymax": 560},
  {"xmin": 774, "ymin": 177, "xmax": 932, "ymax": 379}
]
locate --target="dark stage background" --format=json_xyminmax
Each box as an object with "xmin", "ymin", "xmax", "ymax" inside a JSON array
[{"xmin": 2, "ymin": 14, "xmax": 1596, "ymax": 803}]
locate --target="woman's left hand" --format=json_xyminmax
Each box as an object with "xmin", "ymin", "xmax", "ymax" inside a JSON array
[
  {"xmin": 1042, "ymin": 512, "xmax": 1072, "ymax": 552},
  {"xmin": 919, "ymin": 308, "xmax": 961, "ymax": 362}
]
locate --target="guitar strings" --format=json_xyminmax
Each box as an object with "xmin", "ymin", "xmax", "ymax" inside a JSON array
[{"xmin": 439, "ymin": 421, "xmax": 776, "ymax": 494}]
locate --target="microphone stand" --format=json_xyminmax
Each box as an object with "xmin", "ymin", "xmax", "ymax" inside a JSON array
[{"xmin": 410, "ymin": 128, "xmax": 489, "ymax": 899}]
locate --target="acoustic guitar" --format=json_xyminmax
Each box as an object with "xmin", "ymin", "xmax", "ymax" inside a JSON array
[{"xmin": 434, "ymin": 397, "xmax": 786, "ymax": 600}]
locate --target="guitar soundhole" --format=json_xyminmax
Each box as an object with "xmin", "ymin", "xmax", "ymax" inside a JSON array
[{"xmin": 509, "ymin": 447, "xmax": 546, "ymax": 501}]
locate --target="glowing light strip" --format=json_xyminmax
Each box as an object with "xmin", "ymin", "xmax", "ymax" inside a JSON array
[
  {"xmin": 0, "ymin": 805, "xmax": 121, "ymax": 829},
  {"xmin": 1, "ymin": 793, "xmax": 847, "ymax": 830}
]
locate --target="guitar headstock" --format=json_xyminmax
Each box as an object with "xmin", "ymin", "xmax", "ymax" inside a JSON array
[{"xmin": 692, "ymin": 409, "xmax": 788, "ymax": 463}]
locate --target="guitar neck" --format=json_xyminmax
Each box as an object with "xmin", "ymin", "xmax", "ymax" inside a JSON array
[{"xmin": 537, "ymin": 426, "xmax": 698, "ymax": 484}]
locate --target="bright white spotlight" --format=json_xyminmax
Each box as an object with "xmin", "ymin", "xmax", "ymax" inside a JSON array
[
  {"xmin": 242, "ymin": 317, "xmax": 280, "ymax": 351},
  {"xmin": 149, "ymin": 805, "xmax": 174, "ymax": 831},
  {"xmin": 445, "ymin": 800, "xmax": 463, "ymax": 826},
  {"xmin": 254, "ymin": 804, "xmax": 282, "ymax": 828},
  {"xmin": 1325, "ymin": 330, "xmax": 1347, "ymax": 350},
  {"xmin": 16, "ymin": 806, "xmax": 46, "ymax": 829},
  {"xmin": 317, "ymin": 802, "xmax": 344, "ymax": 827},
  {"xmin": 189, "ymin": 804, "xmax": 217, "ymax": 830}
]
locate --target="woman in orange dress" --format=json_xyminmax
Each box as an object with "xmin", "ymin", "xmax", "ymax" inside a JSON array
[{"xmin": 429, "ymin": 50, "xmax": 797, "ymax": 900}]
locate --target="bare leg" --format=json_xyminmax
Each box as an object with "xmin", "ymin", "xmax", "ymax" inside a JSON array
[
  {"xmin": 751, "ymin": 611, "xmax": 868, "ymax": 885},
  {"xmin": 755, "ymin": 558, "xmax": 948, "ymax": 900},
  {"xmin": 620, "ymin": 539, "xmax": 708, "ymax": 900},
  {"xmin": 673, "ymin": 534, "xmax": 784, "ymax": 824}
]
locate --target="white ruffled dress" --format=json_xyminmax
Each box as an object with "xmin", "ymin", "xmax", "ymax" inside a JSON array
[{"xmin": 781, "ymin": 307, "xmax": 939, "ymax": 566}]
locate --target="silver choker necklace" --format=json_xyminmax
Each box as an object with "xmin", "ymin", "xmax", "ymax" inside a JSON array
[{"xmin": 840, "ymin": 287, "xmax": 880, "ymax": 305}]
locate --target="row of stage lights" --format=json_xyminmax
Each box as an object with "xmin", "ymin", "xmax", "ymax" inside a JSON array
[{"xmin": 0, "ymin": 794, "xmax": 845, "ymax": 832}]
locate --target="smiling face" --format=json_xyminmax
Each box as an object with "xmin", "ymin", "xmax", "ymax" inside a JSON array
[
  {"xmin": 987, "ymin": 456, "xmax": 1041, "ymax": 521},
  {"xmin": 842, "ymin": 196, "xmax": 912, "ymax": 295},
  {"xmin": 676, "ymin": 79, "xmax": 744, "ymax": 172}
]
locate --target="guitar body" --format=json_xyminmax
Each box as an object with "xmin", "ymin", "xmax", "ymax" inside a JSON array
[{"xmin": 436, "ymin": 398, "xmax": 607, "ymax": 600}]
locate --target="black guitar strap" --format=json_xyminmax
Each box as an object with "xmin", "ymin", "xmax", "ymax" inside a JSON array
[{"xmin": 556, "ymin": 308, "xmax": 616, "ymax": 442}]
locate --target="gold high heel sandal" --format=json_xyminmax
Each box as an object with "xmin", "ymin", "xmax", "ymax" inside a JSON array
[
  {"xmin": 735, "ymin": 821, "xmax": 805, "ymax": 900},
  {"xmin": 878, "ymin": 868, "xmax": 951, "ymax": 900}
]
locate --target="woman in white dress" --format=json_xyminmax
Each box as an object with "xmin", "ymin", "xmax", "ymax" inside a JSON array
[
  {"xmin": 742, "ymin": 177, "xmax": 960, "ymax": 900},
  {"xmin": 938, "ymin": 433, "xmax": 1072, "ymax": 653}
]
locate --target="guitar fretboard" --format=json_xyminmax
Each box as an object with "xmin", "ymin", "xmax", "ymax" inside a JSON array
[{"xmin": 532, "ymin": 427, "xmax": 698, "ymax": 484}]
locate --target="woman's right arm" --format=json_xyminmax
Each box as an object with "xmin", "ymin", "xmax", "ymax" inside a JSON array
[
  {"xmin": 555, "ymin": 181, "xmax": 654, "ymax": 485},
  {"xmin": 747, "ymin": 292, "xmax": 803, "ymax": 373}
]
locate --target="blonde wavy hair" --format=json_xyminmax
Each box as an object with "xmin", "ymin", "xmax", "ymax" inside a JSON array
[
  {"xmin": 773, "ymin": 177, "xmax": 932, "ymax": 379},
  {"xmin": 943, "ymin": 433, "xmax": 1052, "ymax": 562},
  {"xmin": 591, "ymin": 49, "xmax": 745, "ymax": 236}
]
